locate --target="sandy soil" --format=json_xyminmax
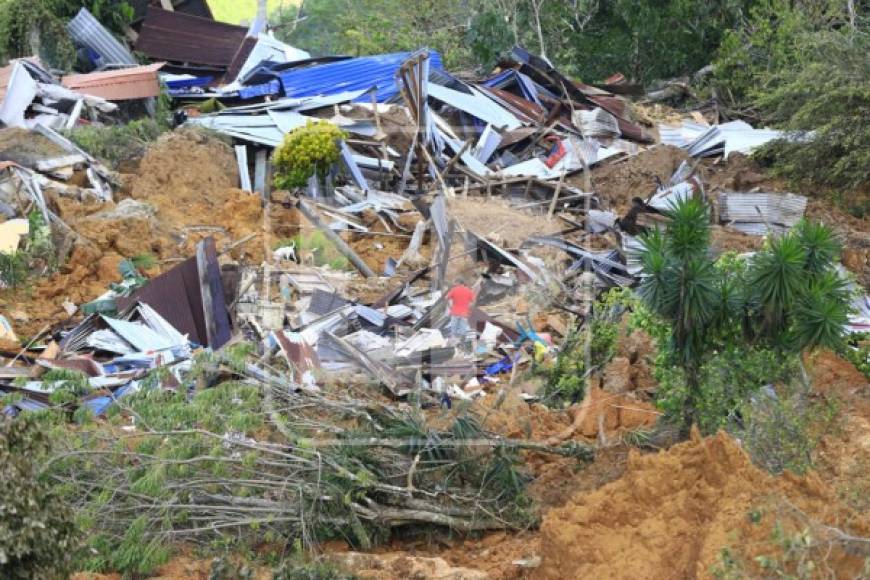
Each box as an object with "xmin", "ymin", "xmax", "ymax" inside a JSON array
[
  {"xmin": 536, "ymin": 428, "xmax": 869, "ymax": 580},
  {"xmin": 0, "ymin": 128, "xmax": 299, "ymax": 337}
]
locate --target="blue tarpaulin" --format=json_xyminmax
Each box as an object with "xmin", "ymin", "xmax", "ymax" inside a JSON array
[
  {"xmin": 164, "ymin": 76, "xmax": 214, "ymax": 91},
  {"xmin": 237, "ymin": 79, "xmax": 282, "ymax": 100}
]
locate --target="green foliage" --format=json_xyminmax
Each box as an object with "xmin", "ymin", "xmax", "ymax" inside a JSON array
[
  {"xmin": 740, "ymin": 384, "xmax": 838, "ymax": 475},
  {"xmin": 639, "ymin": 198, "xmax": 718, "ymax": 426},
  {"xmin": 0, "ymin": 0, "xmax": 133, "ymax": 68},
  {"xmin": 751, "ymin": 29, "xmax": 870, "ymax": 194},
  {"xmin": 43, "ymin": 369, "xmax": 92, "ymax": 407},
  {"xmin": 466, "ymin": 10, "xmax": 514, "ymax": 72},
  {"xmin": 840, "ymin": 332, "xmax": 870, "ymax": 380},
  {"xmin": 271, "ymin": 557, "xmax": 358, "ymax": 580},
  {"xmin": 0, "ymin": 209, "xmax": 57, "ymax": 288},
  {"xmin": 654, "ymin": 347, "xmax": 799, "ymax": 434},
  {"xmin": 66, "ymin": 116, "xmax": 167, "ymax": 170},
  {"xmin": 750, "ymin": 220, "xmax": 850, "ymax": 351},
  {"xmin": 639, "ymin": 198, "xmax": 850, "ymax": 432},
  {"xmin": 541, "ymin": 294, "xmax": 620, "ymax": 407},
  {"xmin": 272, "ymin": 120, "xmax": 345, "ymax": 190},
  {"xmin": 276, "ymin": 231, "xmax": 350, "ymax": 270},
  {"xmin": 0, "ymin": 251, "xmax": 27, "ymax": 288},
  {"xmin": 712, "ymin": 509, "xmax": 868, "ymax": 579},
  {"xmin": 0, "ymin": 415, "xmax": 78, "ymax": 579},
  {"xmin": 208, "ymin": 0, "xmax": 286, "ymax": 25},
  {"xmin": 712, "ymin": 0, "xmax": 834, "ymax": 105},
  {"xmin": 106, "ymin": 516, "xmax": 170, "ymax": 575},
  {"xmin": 275, "ymin": 0, "xmax": 473, "ymax": 69},
  {"xmin": 130, "ymin": 252, "xmax": 157, "ymax": 270},
  {"xmin": 281, "ymin": 0, "xmax": 749, "ymax": 83}
]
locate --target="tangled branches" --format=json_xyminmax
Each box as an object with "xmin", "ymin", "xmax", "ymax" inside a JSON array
[{"xmin": 42, "ymin": 353, "xmax": 592, "ymax": 573}]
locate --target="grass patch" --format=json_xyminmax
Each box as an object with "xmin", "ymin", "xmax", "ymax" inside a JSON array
[{"xmin": 208, "ymin": 0, "xmax": 296, "ymax": 24}]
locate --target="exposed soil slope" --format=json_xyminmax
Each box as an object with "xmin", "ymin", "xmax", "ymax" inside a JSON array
[{"xmin": 536, "ymin": 430, "xmax": 869, "ymax": 580}]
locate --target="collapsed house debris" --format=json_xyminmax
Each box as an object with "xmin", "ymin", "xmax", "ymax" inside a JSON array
[
  {"xmin": 2, "ymin": 14, "xmax": 859, "ymax": 418},
  {"xmin": 0, "ymin": 13, "xmax": 866, "ymax": 576}
]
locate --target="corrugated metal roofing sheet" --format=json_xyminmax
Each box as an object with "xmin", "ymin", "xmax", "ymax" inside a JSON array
[
  {"xmin": 61, "ymin": 63, "xmax": 165, "ymax": 101},
  {"xmin": 135, "ymin": 6, "xmax": 248, "ymax": 68},
  {"xmin": 718, "ymin": 191, "xmax": 807, "ymax": 233},
  {"xmin": 67, "ymin": 7, "xmax": 136, "ymax": 68},
  {"xmin": 274, "ymin": 51, "xmax": 443, "ymax": 103}
]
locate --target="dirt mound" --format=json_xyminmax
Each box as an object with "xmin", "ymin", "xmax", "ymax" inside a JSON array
[
  {"xmin": 0, "ymin": 127, "xmax": 68, "ymax": 166},
  {"xmin": 478, "ymin": 387, "xmax": 658, "ymax": 444},
  {"xmin": 0, "ymin": 128, "xmax": 304, "ymax": 337},
  {"xmin": 450, "ymin": 198, "xmax": 563, "ymax": 247},
  {"xmin": 585, "ymin": 145, "xmax": 690, "ymax": 213},
  {"xmin": 330, "ymin": 551, "xmax": 488, "ymax": 579},
  {"xmin": 804, "ymin": 350, "xmax": 870, "ymax": 516},
  {"xmin": 536, "ymin": 431, "xmax": 869, "ymax": 580}
]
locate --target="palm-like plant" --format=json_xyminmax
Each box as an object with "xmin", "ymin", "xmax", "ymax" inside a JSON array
[
  {"xmin": 639, "ymin": 198, "xmax": 721, "ymax": 428},
  {"xmin": 639, "ymin": 199, "xmax": 850, "ymax": 432},
  {"xmin": 750, "ymin": 233, "xmax": 806, "ymax": 339},
  {"xmin": 750, "ymin": 220, "xmax": 848, "ymax": 349}
]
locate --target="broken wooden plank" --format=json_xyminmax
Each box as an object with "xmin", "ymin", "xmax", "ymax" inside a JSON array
[
  {"xmin": 547, "ymin": 171, "xmax": 566, "ymax": 219},
  {"xmin": 235, "ymin": 145, "xmax": 252, "ymax": 192},
  {"xmin": 325, "ymin": 331, "xmax": 408, "ymax": 397},
  {"xmin": 296, "ymin": 200, "xmax": 376, "ymax": 278}
]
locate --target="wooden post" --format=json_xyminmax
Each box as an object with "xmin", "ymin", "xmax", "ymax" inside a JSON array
[
  {"xmin": 296, "ymin": 200, "xmax": 376, "ymax": 278},
  {"xmin": 196, "ymin": 238, "xmax": 218, "ymax": 348},
  {"xmin": 547, "ymin": 171, "xmax": 566, "ymax": 220}
]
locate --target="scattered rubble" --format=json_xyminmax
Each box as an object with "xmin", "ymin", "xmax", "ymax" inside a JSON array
[{"xmin": 0, "ymin": 6, "xmax": 866, "ymax": 579}]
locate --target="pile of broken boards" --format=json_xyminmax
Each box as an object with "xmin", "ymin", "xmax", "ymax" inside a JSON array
[
  {"xmin": 0, "ymin": 237, "xmax": 232, "ymax": 418},
  {"xmin": 183, "ymin": 46, "xmax": 660, "ymax": 197},
  {"xmin": 0, "ymin": 123, "xmax": 115, "ymax": 268},
  {"xmin": 228, "ymin": 183, "xmax": 639, "ymax": 403}
]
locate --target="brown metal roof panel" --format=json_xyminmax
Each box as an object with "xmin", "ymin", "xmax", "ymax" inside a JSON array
[
  {"xmin": 478, "ymin": 86, "xmax": 545, "ymax": 123},
  {"xmin": 135, "ymin": 6, "xmax": 247, "ymax": 67}
]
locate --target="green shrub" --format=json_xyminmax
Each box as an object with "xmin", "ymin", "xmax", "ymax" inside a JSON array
[
  {"xmin": 541, "ymin": 292, "xmax": 621, "ymax": 407},
  {"xmin": 0, "ymin": 415, "xmax": 79, "ymax": 579},
  {"xmin": 0, "ymin": 0, "xmax": 133, "ymax": 68},
  {"xmin": 751, "ymin": 29, "xmax": 870, "ymax": 194},
  {"xmin": 0, "ymin": 251, "xmax": 27, "ymax": 288},
  {"xmin": 840, "ymin": 331, "xmax": 870, "ymax": 381},
  {"xmin": 272, "ymin": 120, "xmax": 345, "ymax": 190},
  {"xmin": 66, "ymin": 117, "xmax": 166, "ymax": 170},
  {"xmin": 655, "ymin": 347, "xmax": 800, "ymax": 435},
  {"xmin": 739, "ymin": 383, "xmax": 837, "ymax": 475}
]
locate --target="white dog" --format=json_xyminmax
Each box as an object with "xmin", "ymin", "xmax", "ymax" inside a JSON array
[{"xmin": 272, "ymin": 242, "xmax": 297, "ymax": 264}]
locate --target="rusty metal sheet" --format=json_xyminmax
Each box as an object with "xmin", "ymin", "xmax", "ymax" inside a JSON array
[
  {"xmin": 116, "ymin": 239, "xmax": 231, "ymax": 349},
  {"xmin": 61, "ymin": 63, "xmax": 165, "ymax": 101},
  {"xmin": 478, "ymin": 86, "xmax": 545, "ymax": 124},
  {"xmin": 135, "ymin": 6, "xmax": 247, "ymax": 68},
  {"xmin": 274, "ymin": 330, "xmax": 321, "ymax": 383}
]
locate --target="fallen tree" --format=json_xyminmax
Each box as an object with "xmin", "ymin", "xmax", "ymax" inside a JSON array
[{"xmin": 41, "ymin": 346, "xmax": 592, "ymax": 574}]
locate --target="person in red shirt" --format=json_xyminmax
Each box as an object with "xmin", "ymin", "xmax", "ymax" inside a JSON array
[{"xmin": 446, "ymin": 279, "xmax": 475, "ymax": 341}]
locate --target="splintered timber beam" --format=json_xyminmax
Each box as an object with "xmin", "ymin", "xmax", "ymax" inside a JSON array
[
  {"xmin": 296, "ymin": 200, "xmax": 376, "ymax": 278},
  {"xmin": 325, "ymin": 331, "xmax": 406, "ymax": 397}
]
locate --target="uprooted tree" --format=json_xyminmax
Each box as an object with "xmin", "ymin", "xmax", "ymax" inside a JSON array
[{"xmin": 41, "ymin": 346, "xmax": 592, "ymax": 575}]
